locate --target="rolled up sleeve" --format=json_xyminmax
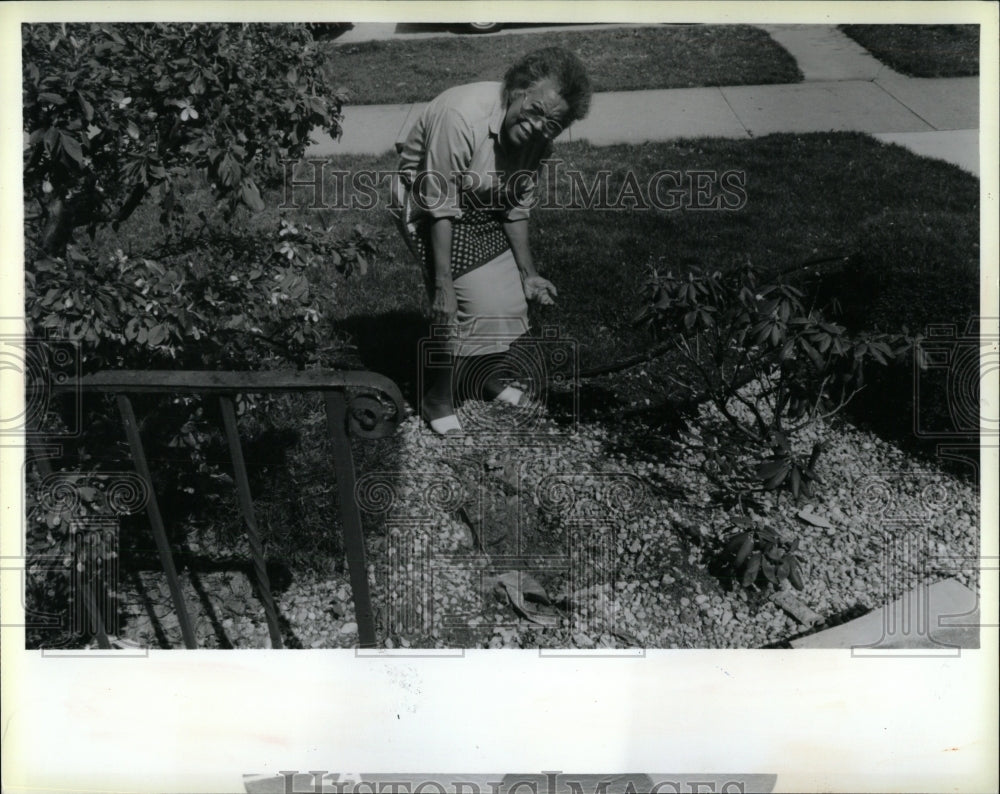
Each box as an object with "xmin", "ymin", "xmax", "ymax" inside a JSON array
[{"xmin": 416, "ymin": 107, "xmax": 475, "ymax": 219}]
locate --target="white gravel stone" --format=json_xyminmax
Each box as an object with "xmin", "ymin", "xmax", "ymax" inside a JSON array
[{"xmin": 108, "ymin": 377, "xmax": 980, "ymax": 650}]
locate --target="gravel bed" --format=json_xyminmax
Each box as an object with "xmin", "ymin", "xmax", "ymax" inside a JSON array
[{"xmin": 112, "ymin": 383, "xmax": 979, "ymax": 650}]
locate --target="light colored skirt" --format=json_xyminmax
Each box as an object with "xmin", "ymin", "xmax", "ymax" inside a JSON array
[
  {"xmin": 451, "ymin": 249, "xmax": 529, "ymax": 357},
  {"xmin": 390, "ymin": 175, "xmax": 529, "ymax": 357}
]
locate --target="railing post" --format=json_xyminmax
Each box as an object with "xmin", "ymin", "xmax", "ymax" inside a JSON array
[
  {"xmin": 116, "ymin": 395, "xmax": 198, "ymax": 649},
  {"xmin": 218, "ymin": 395, "xmax": 285, "ymax": 649},
  {"xmin": 45, "ymin": 371, "xmax": 405, "ymax": 651},
  {"xmin": 325, "ymin": 391, "xmax": 377, "ymax": 648}
]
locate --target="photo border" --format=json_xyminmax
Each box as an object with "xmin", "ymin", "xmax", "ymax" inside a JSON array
[{"xmin": 1, "ymin": 2, "xmax": 996, "ymax": 793}]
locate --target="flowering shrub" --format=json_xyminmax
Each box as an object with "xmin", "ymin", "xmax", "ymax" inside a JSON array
[
  {"xmin": 23, "ymin": 23, "xmax": 346, "ymax": 256},
  {"xmin": 21, "ymin": 24, "xmax": 380, "ymax": 647},
  {"xmin": 25, "ymin": 220, "xmax": 377, "ymax": 373}
]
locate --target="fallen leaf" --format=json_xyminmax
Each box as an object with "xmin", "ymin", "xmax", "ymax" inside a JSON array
[
  {"xmin": 496, "ymin": 571, "xmax": 561, "ymax": 627},
  {"xmin": 771, "ymin": 590, "xmax": 822, "ymax": 626},
  {"xmin": 497, "ymin": 571, "xmax": 551, "ymax": 605},
  {"xmin": 797, "ymin": 507, "xmax": 833, "ymax": 529}
]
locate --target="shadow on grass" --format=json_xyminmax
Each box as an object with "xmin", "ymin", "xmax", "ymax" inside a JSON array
[
  {"xmin": 336, "ymin": 310, "xmax": 429, "ymax": 407},
  {"xmin": 805, "ymin": 219, "xmax": 981, "ymax": 479}
]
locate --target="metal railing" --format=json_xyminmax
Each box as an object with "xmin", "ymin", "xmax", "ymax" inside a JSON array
[{"xmin": 44, "ymin": 369, "xmax": 406, "ymax": 649}]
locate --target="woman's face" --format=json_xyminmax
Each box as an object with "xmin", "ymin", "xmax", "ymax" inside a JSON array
[{"xmin": 503, "ymin": 77, "xmax": 570, "ymax": 149}]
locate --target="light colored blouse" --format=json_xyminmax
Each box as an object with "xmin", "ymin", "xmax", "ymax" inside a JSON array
[{"xmin": 396, "ymin": 81, "xmax": 551, "ymax": 223}]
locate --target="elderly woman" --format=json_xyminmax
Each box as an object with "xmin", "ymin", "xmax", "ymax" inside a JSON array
[{"xmin": 391, "ymin": 46, "xmax": 591, "ymax": 434}]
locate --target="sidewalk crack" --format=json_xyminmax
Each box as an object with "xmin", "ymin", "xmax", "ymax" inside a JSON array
[
  {"xmin": 872, "ymin": 79, "xmax": 939, "ymax": 132},
  {"xmin": 718, "ymin": 87, "xmax": 754, "ymax": 139}
]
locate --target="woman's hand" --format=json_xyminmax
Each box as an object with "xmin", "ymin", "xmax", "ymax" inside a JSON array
[
  {"xmin": 432, "ymin": 279, "xmax": 458, "ymax": 327},
  {"xmin": 523, "ymin": 275, "xmax": 558, "ymax": 305}
]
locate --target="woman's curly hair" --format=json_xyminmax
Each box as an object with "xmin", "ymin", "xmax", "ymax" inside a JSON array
[{"xmin": 503, "ymin": 46, "xmax": 592, "ymax": 124}]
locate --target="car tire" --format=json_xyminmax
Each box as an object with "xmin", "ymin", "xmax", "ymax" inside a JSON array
[{"xmin": 464, "ymin": 23, "xmax": 504, "ymax": 33}]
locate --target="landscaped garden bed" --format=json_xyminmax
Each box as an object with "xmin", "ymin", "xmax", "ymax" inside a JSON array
[
  {"xmin": 22, "ymin": 22, "xmax": 981, "ymax": 650},
  {"xmin": 106, "ymin": 383, "xmax": 979, "ymax": 649}
]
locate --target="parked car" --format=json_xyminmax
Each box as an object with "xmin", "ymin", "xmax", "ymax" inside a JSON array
[{"xmin": 461, "ymin": 23, "xmax": 504, "ymax": 33}]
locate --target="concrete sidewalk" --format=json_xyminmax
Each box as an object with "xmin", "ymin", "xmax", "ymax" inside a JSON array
[
  {"xmin": 789, "ymin": 578, "xmax": 980, "ymax": 651},
  {"xmin": 306, "ymin": 25, "xmax": 980, "ymax": 176}
]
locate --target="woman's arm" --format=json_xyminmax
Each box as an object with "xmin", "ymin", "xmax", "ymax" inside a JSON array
[
  {"xmin": 503, "ymin": 218, "xmax": 536, "ymax": 279},
  {"xmin": 503, "ymin": 218, "xmax": 556, "ymax": 305},
  {"xmin": 414, "ymin": 106, "xmax": 475, "ymax": 328},
  {"xmin": 429, "ymin": 217, "xmax": 458, "ymax": 326}
]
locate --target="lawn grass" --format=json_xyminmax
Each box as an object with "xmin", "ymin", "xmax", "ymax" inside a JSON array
[
  {"xmin": 269, "ymin": 133, "xmax": 978, "ymax": 373},
  {"xmin": 839, "ymin": 24, "xmax": 979, "ymax": 77},
  {"xmin": 88, "ymin": 130, "xmax": 980, "ymax": 449},
  {"xmin": 323, "ymin": 25, "xmax": 802, "ymax": 105},
  {"xmin": 270, "ymin": 132, "xmax": 980, "ymax": 467}
]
